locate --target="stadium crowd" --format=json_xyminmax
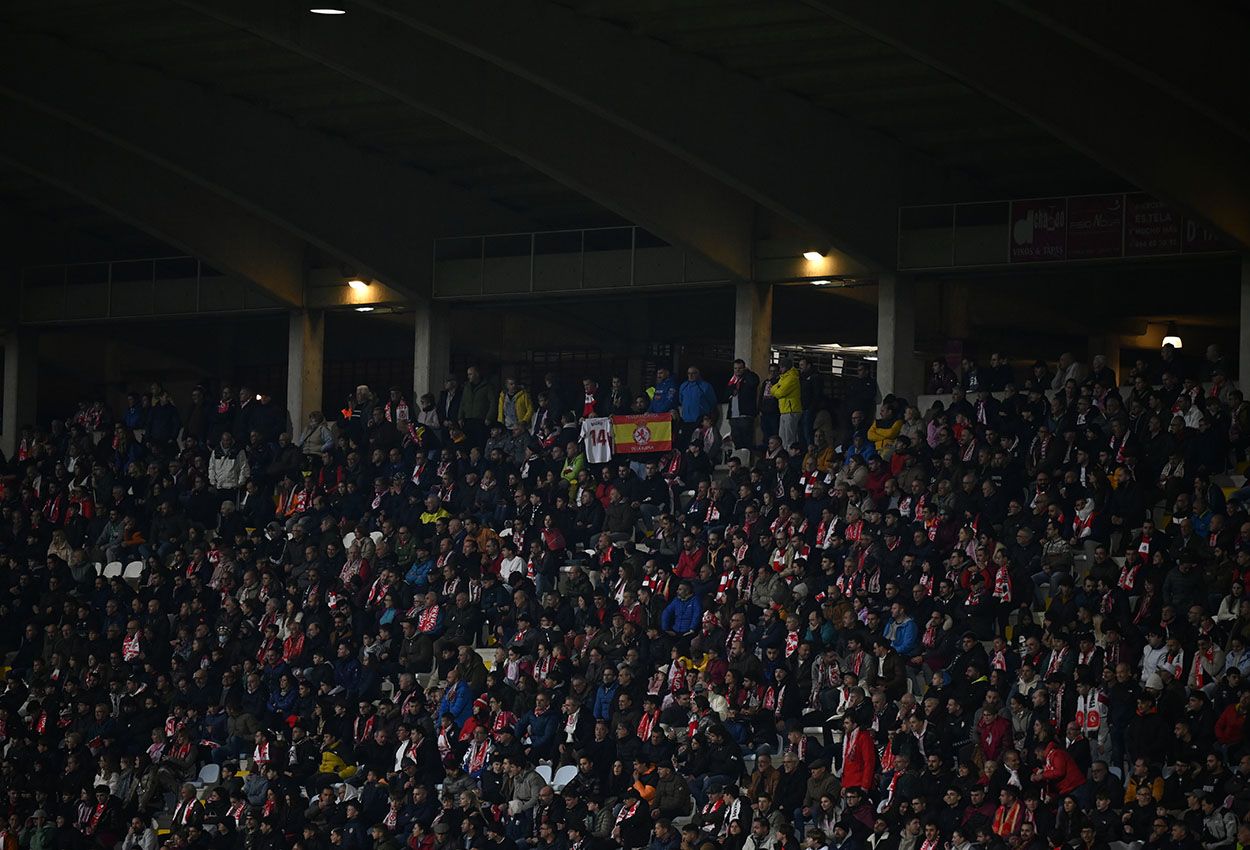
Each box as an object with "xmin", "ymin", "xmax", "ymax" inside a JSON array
[{"xmin": 1, "ymin": 342, "xmax": 1250, "ymax": 850}]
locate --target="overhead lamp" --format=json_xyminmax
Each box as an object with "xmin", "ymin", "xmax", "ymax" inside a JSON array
[
  {"xmin": 803, "ymin": 251, "xmax": 825, "ymax": 262},
  {"xmin": 811, "ymin": 279, "xmax": 831, "ymax": 286},
  {"xmin": 309, "ymin": 8, "xmax": 347, "ymax": 14},
  {"xmin": 346, "ymin": 278, "xmax": 368, "ymax": 291},
  {"xmin": 1161, "ymin": 321, "xmax": 1183, "ymax": 349},
  {"xmin": 355, "ymin": 306, "xmax": 375, "ymax": 313}
]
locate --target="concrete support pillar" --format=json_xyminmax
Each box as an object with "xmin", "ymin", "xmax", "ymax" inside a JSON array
[
  {"xmin": 877, "ymin": 274, "xmax": 918, "ymax": 402},
  {"xmin": 2, "ymin": 329, "xmax": 37, "ymax": 460},
  {"xmin": 286, "ymin": 309, "xmax": 325, "ymax": 429},
  {"xmin": 734, "ymin": 281, "xmax": 774, "ymax": 375},
  {"xmin": 414, "ymin": 298, "xmax": 451, "ymax": 398},
  {"xmin": 1241, "ymin": 255, "xmax": 1250, "ymax": 386}
]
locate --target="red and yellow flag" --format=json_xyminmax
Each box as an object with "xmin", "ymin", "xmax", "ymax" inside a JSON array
[{"xmin": 610, "ymin": 414, "xmax": 672, "ymax": 454}]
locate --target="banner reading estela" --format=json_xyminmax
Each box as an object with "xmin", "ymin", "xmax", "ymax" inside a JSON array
[{"xmin": 610, "ymin": 414, "xmax": 673, "ymax": 454}]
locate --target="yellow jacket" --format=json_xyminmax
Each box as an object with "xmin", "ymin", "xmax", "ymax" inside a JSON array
[
  {"xmin": 319, "ymin": 746, "xmax": 357, "ymax": 779},
  {"xmin": 772, "ymin": 368, "xmax": 802, "ymax": 414},
  {"xmin": 867, "ymin": 418, "xmax": 901, "ymax": 453},
  {"xmin": 497, "ymin": 389, "xmax": 534, "ymax": 426}
]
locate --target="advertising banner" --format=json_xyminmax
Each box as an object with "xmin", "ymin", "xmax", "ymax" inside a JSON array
[
  {"xmin": 1009, "ymin": 198, "xmax": 1067, "ymax": 262},
  {"xmin": 1066, "ymin": 194, "xmax": 1123, "ymax": 259}
]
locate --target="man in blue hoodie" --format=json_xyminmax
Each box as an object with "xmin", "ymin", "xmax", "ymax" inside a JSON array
[
  {"xmin": 649, "ymin": 366, "xmax": 677, "ymax": 415},
  {"xmin": 678, "ymin": 366, "xmax": 719, "ymax": 447}
]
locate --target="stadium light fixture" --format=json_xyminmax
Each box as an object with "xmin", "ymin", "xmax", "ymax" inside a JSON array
[
  {"xmin": 355, "ymin": 306, "xmax": 375, "ymax": 312},
  {"xmin": 346, "ymin": 278, "xmax": 368, "ymax": 291},
  {"xmin": 811, "ymin": 279, "xmax": 831, "ymax": 286},
  {"xmin": 309, "ymin": 8, "xmax": 347, "ymax": 14},
  {"xmin": 803, "ymin": 251, "xmax": 825, "ymax": 262}
]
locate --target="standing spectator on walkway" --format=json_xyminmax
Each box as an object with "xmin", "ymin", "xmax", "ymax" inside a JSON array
[
  {"xmin": 760, "ymin": 363, "xmax": 781, "ymax": 444},
  {"xmin": 497, "ymin": 378, "xmax": 533, "ymax": 431},
  {"xmin": 460, "ymin": 366, "xmax": 495, "ymax": 448},
  {"xmin": 773, "ymin": 357, "xmax": 802, "ymax": 450},
  {"xmin": 649, "ymin": 367, "xmax": 678, "ymax": 416},
  {"xmin": 798, "ymin": 358, "xmax": 821, "ymax": 447},
  {"xmin": 845, "ymin": 362, "xmax": 879, "ymax": 424},
  {"xmin": 726, "ymin": 359, "xmax": 760, "ymax": 456},
  {"xmin": 678, "ymin": 367, "xmax": 717, "ymax": 448}
]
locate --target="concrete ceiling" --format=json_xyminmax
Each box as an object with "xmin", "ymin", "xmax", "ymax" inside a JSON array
[
  {"xmin": 0, "ymin": 0, "xmax": 1244, "ymax": 309},
  {"xmin": 556, "ymin": 0, "xmax": 1124, "ymax": 198}
]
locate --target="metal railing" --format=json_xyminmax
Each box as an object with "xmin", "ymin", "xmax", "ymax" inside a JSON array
[{"xmin": 432, "ymin": 225, "xmax": 730, "ymax": 298}]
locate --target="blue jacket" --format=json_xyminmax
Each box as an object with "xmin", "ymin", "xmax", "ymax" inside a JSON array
[
  {"xmin": 438, "ymin": 680, "xmax": 474, "ymax": 725},
  {"xmin": 593, "ymin": 683, "xmax": 619, "ymax": 721},
  {"xmin": 405, "ymin": 557, "xmax": 435, "ymax": 588},
  {"xmin": 844, "ymin": 437, "xmax": 878, "ymax": 465},
  {"xmin": 660, "ymin": 595, "xmax": 702, "ymax": 634},
  {"xmin": 649, "ymin": 377, "xmax": 678, "ymax": 414},
  {"xmin": 678, "ymin": 379, "xmax": 718, "ymax": 424},
  {"xmin": 267, "ymin": 687, "xmax": 296, "ymax": 719},
  {"xmin": 884, "ymin": 617, "xmax": 919, "ymax": 656},
  {"xmin": 516, "ymin": 707, "xmax": 558, "ymax": 752},
  {"xmin": 333, "ymin": 657, "xmax": 362, "ymax": 696}
]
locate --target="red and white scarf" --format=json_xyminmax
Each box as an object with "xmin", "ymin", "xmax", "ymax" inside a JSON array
[
  {"xmin": 615, "ymin": 799, "xmax": 641, "ymax": 825},
  {"xmin": 993, "ymin": 564, "xmax": 1013, "ymax": 603},
  {"xmin": 465, "ymin": 739, "xmax": 491, "ymax": 774},
  {"xmin": 418, "ymin": 604, "xmax": 441, "ymax": 633},
  {"xmin": 1194, "ymin": 648, "xmax": 1215, "ymax": 688}
]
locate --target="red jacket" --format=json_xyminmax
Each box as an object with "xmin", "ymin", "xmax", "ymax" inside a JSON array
[
  {"xmin": 674, "ymin": 547, "xmax": 706, "ymax": 580},
  {"xmin": 1216, "ymin": 704, "xmax": 1246, "ymax": 745},
  {"xmin": 841, "ymin": 727, "xmax": 877, "ymax": 791},
  {"xmin": 1040, "ymin": 741, "xmax": 1084, "ymax": 795},
  {"xmin": 977, "ymin": 714, "xmax": 1012, "ymax": 762}
]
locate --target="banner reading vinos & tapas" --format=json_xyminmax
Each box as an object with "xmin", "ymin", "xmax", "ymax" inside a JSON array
[{"xmin": 610, "ymin": 414, "xmax": 673, "ymax": 454}]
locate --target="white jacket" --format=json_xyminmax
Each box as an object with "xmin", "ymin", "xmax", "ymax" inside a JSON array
[
  {"xmin": 1203, "ymin": 807, "xmax": 1237, "ymax": 849},
  {"xmin": 209, "ymin": 446, "xmax": 250, "ymax": 491}
]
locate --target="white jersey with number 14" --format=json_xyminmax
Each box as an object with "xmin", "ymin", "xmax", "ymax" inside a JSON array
[{"xmin": 580, "ymin": 417, "xmax": 613, "ymax": 463}]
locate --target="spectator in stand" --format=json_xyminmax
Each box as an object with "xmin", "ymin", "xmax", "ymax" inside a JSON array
[
  {"xmin": 772, "ymin": 357, "xmax": 802, "ymax": 450},
  {"xmin": 649, "ymin": 367, "xmax": 678, "ymax": 416},
  {"xmin": 1050, "ymin": 353, "xmax": 1089, "ymax": 393},
  {"xmin": 460, "ymin": 366, "xmax": 496, "ymax": 448},
  {"xmin": 797, "ymin": 358, "xmax": 821, "ymax": 449},
  {"xmin": 926, "ymin": 359, "xmax": 958, "ymax": 395},
  {"xmin": 726, "ymin": 359, "xmax": 761, "ymax": 459},
  {"xmin": 497, "ymin": 378, "xmax": 534, "ymax": 432},
  {"xmin": 759, "ymin": 364, "xmax": 782, "ymax": 446},
  {"xmin": 677, "ymin": 367, "xmax": 718, "ymax": 449}
]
